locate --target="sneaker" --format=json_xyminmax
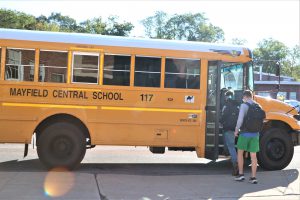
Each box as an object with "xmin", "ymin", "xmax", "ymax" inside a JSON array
[
  {"xmin": 249, "ymin": 177, "xmax": 258, "ymax": 184},
  {"xmin": 235, "ymin": 174, "xmax": 245, "ymax": 181}
]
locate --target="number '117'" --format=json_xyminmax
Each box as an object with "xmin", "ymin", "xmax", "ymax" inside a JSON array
[{"xmin": 140, "ymin": 94, "xmax": 153, "ymax": 102}]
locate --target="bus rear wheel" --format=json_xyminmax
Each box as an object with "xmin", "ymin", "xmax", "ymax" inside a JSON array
[
  {"xmin": 37, "ymin": 122, "xmax": 86, "ymax": 170},
  {"xmin": 258, "ymin": 128, "xmax": 294, "ymax": 170}
]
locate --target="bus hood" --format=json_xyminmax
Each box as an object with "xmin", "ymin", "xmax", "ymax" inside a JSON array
[
  {"xmin": 254, "ymin": 95, "xmax": 299, "ymax": 116},
  {"xmin": 254, "ymin": 95, "xmax": 300, "ymax": 130}
]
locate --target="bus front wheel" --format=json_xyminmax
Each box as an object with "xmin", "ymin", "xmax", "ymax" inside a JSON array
[
  {"xmin": 37, "ymin": 122, "xmax": 86, "ymax": 170},
  {"xmin": 258, "ymin": 128, "xmax": 294, "ymax": 170}
]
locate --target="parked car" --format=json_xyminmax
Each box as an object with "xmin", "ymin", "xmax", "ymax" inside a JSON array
[{"xmin": 284, "ymin": 100, "xmax": 300, "ymax": 113}]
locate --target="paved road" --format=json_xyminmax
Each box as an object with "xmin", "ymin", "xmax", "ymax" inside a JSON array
[{"xmin": 0, "ymin": 144, "xmax": 299, "ymax": 200}]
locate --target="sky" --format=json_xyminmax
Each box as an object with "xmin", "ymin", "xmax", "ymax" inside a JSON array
[{"xmin": 0, "ymin": 0, "xmax": 299, "ymax": 49}]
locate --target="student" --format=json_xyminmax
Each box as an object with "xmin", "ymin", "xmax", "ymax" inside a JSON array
[
  {"xmin": 234, "ymin": 90, "xmax": 265, "ymax": 184},
  {"xmin": 220, "ymin": 90, "xmax": 239, "ymax": 176}
]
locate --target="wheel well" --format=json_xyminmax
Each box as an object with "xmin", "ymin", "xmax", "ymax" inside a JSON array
[
  {"xmin": 262, "ymin": 120, "xmax": 292, "ymax": 133},
  {"xmin": 35, "ymin": 114, "xmax": 91, "ymax": 144}
]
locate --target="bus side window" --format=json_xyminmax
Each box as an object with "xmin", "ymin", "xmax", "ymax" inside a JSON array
[
  {"xmin": 39, "ymin": 50, "xmax": 68, "ymax": 83},
  {"xmin": 103, "ymin": 54, "xmax": 130, "ymax": 86},
  {"xmin": 134, "ymin": 56, "xmax": 161, "ymax": 88},
  {"xmin": 72, "ymin": 53, "xmax": 99, "ymax": 84},
  {"xmin": 5, "ymin": 48, "xmax": 35, "ymax": 82},
  {"xmin": 165, "ymin": 58, "xmax": 200, "ymax": 89}
]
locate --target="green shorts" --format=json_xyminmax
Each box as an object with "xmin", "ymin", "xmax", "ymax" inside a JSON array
[{"xmin": 237, "ymin": 135, "xmax": 260, "ymax": 152}]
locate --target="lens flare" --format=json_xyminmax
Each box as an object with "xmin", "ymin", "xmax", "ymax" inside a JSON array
[{"xmin": 44, "ymin": 167, "xmax": 75, "ymax": 197}]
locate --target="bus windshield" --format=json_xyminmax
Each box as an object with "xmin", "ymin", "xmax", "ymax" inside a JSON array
[
  {"xmin": 247, "ymin": 62, "xmax": 254, "ymax": 91},
  {"xmin": 221, "ymin": 63, "xmax": 244, "ymax": 90}
]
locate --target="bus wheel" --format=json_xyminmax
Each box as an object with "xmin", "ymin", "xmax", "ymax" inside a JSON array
[
  {"xmin": 37, "ymin": 122, "xmax": 86, "ymax": 170},
  {"xmin": 258, "ymin": 128, "xmax": 294, "ymax": 170}
]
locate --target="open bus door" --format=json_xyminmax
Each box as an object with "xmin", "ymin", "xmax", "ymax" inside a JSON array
[{"xmin": 205, "ymin": 61, "xmax": 222, "ymax": 160}]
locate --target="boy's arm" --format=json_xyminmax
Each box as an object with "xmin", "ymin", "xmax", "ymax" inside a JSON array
[{"xmin": 234, "ymin": 103, "xmax": 248, "ymax": 136}]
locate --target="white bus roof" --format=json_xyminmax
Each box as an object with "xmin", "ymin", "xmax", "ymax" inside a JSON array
[{"xmin": 0, "ymin": 28, "xmax": 247, "ymax": 55}]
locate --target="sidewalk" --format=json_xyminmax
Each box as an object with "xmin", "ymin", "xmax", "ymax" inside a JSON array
[
  {"xmin": 98, "ymin": 169, "xmax": 300, "ymax": 200},
  {"xmin": 0, "ymin": 169, "xmax": 299, "ymax": 200}
]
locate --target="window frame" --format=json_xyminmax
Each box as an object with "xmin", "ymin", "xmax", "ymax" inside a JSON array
[
  {"xmin": 134, "ymin": 55, "xmax": 162, "ymax": 88},
  {"xmin": 164, "ymin": 57, "xmax": 201, "ymax": 90},
  {"xmin": 103, "ymin": 53, "xmax": 131, "ymax": 86},
  {"xmin": 5, "ymin": 48, "xmax": 36, "ymax": 82},
  {"xmin": 39, "ymin": 49, "xmax": 68, "ymax": 83},
  {"xmin": 71, "ymin": 51, "xmax": 100, "ymax": 84}
]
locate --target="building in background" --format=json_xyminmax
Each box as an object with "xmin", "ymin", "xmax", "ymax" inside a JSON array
[{"xmin": 254, "ymin": 71, "xmax": 300, "ymax": 101}]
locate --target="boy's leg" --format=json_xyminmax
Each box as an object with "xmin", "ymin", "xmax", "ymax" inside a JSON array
[
  {"xmin": 224, "ymin": 131, "xmax": 238, "ymax": 175},
  {"xmin": 224, "ymin": 131, "xmax": 237, "ymax": 163},
  {"xmin": 250, "ymin": 152, "xmax": 257, "ymax": 178},
  {"xmin": 237, "ymin": 149, "xmax": 244, "ymax": 174},
  {"xmin": 249, "ymin": 136, "xmax": 259, "ymax": 178},
  {"xmin": 222, "ymin": 131, "xmax": 229, "ymax": 155},
  {"xmin": 235, "ymin": 148, "xmax": 245, "ymax": 181}
]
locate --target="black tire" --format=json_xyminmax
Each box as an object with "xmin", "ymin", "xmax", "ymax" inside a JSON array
[
  {"xmin": 258, "ymin": 128, "xmax": 294, "ymax": 170},
  {"xmin": 37, "ymin": 122, "xmax": 86, "ymax": 170}
]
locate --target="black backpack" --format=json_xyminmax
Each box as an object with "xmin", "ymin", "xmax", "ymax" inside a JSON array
[
  {"xmin": 241, "ymin": 102, "xmax": 266, "ymax": 132},
  {"xmin": 220, "ymin": 100, "xmax": 239, "ymax": 131}
]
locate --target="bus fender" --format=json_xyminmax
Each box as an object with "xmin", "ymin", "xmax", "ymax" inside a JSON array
[{"xmin": 265, "ymin": 112, "xmax": 300, "ymax": 131}]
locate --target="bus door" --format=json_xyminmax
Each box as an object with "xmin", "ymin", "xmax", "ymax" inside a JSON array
[{"xmin": 205, "ymin": 61, "xmax": 221, "ymax": 160}]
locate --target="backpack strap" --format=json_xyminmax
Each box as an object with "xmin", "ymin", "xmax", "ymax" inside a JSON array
[{"xmin": 244, "ymin": 102, "xmax": 251, "ymax": 107}]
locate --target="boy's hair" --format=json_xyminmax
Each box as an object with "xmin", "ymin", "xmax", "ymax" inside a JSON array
[
  {"xmin": 225, "ymin": 90, "xmax": 234, "ymax": 97},
  {"xmin": 243, "ymin": 90, "xmax": 253, "ymax": 98}
]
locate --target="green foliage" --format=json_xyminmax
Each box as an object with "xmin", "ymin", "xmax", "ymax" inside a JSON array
[
  {"xmin": 141, "ymin": 11, "xmax": 224, "ymax": 42},
  {"xmin": 79, "ymin": 17, "xmax": 106, "ymax": 34},
  {"xmin": 253, "ymin": 38, "xmax": 289, "ymax": 74},
  {"xmin": 47, "ymin": 12, "xmax": 78, "ymax": 32},
  {"xmin": 253, "ymin": 39, "xmax": 300, "ymax": 80},
  {"xmin": 282, "ymin": 45, "xmax": 300, "ymax": 81},
  {"xmin": 0, "ymin": 9, "xmax": 133, "ymax": 36},
  {"xmin": 103, "ymin": 16, "xmax": 134, "ymax": 36},
  {"xmin": 142, "ymin": 11, "xmax": 167, "ymax": 39},
  {"xmin": 78, "ymin": 16, "xmax": 134, "ymax": 36},
  {"xmin": 0, "ymin": 9, "xmax": 36, "ymax": 30}
]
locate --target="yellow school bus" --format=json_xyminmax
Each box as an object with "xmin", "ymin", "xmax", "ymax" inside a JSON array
[{"xmin": 0, "ymin": 28, "xmax": 299, "ymax": 170}]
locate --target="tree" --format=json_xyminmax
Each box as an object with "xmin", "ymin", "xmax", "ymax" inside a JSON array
[
  {"xmin": 35, "ymin": 15, "xmax": 60, "ymax": 31},
  {"xmin": 0, "ymin": 9, "xmax": 134, "ymax": 36},
  {"xmin": 141, "ymin": 11, "xmax": 168, "ymax": 39},
  {"xmin": 141, "ymin": 11, "xmax": 224, "ymax": 42},
  {"xmin": 0, "ymin": 9, "xmax": 36, "ymax": 30},
  {"xmin": 79, "ymin": 16, "xmax": 134, "ymax": 36},
  {"xmin": 253, "ymin": 38, "xmax": 289, "ymax": 74},
  {"xmin": 47, "ymin": 12, "xmax": 78, "ymax": 32},
  {"xmin": 103, "ymin": 16, "xmax": 134, "ymax": 36},
  {"xmin": 79, "ymin": 17, "xmax": 106, "ymax": 34},
  {"xmin": 283, "ymin": 45, "xmax": 300, "ymax": 80}
]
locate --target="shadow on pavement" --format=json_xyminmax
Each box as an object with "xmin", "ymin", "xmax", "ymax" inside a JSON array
[
  {"xmin": 0, "ymin": 158, "xmax": 250, "ymax": 175},
  {"xmin": 0, "ymin": 159, "xmax": 298, "ymax": 199}
]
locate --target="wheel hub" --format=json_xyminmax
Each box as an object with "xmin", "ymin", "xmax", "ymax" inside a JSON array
[
  {"xmin": 266, "ymin": 138, "xmax": 285, "ymax": 161},
  {"xmin": 52, "ymin": 137, "xmax": 72, "ymax": 157}
]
